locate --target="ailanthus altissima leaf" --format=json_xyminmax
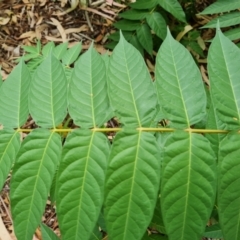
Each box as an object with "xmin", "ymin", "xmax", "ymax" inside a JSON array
[
  {"xmin": 107, "ymin": 33, "xmax": 157, "ymax": 127},
  {"xmin": 208, "ymin": 28, "xmax": 240, "ymax": 130},
  {"xmin": 0, "ymin": 130, "xmax": 20, "ymax": 191},
  {"xmin": 155, "ymin": 29, "xmax": 206, "ymax": 128},
  {"xmin": 10, "ymin": 129, "xmax": 61, "ymax": 240},
  {"xmin": 104, "ymin": 131, "xmax": 160, "ymax": 240},
  {"xmin": 68, "ymin": 45, "xmax": 112, "ymax": 128},
  {"xmin": 29, "ymin": 53, "xmax": 68, "ymax": 128},
  {"xmin": 56, "ymin": 129, "xmax": 109, "ymax": 240},
  {"xmin": 218, "ymin": 133, "xmax": 240, "ymax": 240},
  {"xmin": 161, "ymin": 131, "xmax": 216, "ymax": 240},
  {"xmin": 0, "ymin": 59, "xmax": 31, "ymax": 128}
]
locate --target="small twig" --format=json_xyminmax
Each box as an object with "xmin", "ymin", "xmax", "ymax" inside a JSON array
[{"xmin": 85, "ymin": 11, "xmax": 93, "ymax": 32}]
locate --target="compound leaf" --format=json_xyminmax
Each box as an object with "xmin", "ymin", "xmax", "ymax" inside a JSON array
[
  {"xmin": 68, "ymin": 44, "xmax": 112, "ymax": 128},
  {"xmin": 0, "ymin": 59, "xmax": 31, "ymax": 128},
  {"xmin": 114, "ymin": 20, "xmax": 141, "ymax": 31},
  {"xmin": 208, "ymin": 28, "xmax": 240, "ymax": 130},
  {"xmin": 10, "ymin": 129, "xmax": 61, "ymax": 240},
  {"xmin": 29, "ymin": 53, "xmax": 68, "ymax": 128},
  {"xmin": 161, "ymin": 131, "xmax": 216, "ymax": 240},
  {"xmin": 104, "ymin": 131, "xmax": 160, "ymax": 240},
  {"xmin": 56, "ymin": 129, "xmax": 110, "ymax": 240},
  {"xmin": 0, "ymin": 130, "xmax": 20, "ymax": 191},
  {"xmin": 107, "ymin": 33, "xmax": 157, "ymax": 127},
  {"xmin": 155, "ymin": 29, "xmax": 206, "ymax": 128}
]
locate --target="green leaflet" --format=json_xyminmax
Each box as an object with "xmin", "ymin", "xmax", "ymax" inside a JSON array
[
  {"xmin": 42, "ymin": 42, "xmax": 55, "ymax": 57},
  {"xmin": 53, "ymin": 42, "xmax": 68, "ymax": 60},
  {"xmin": 161, "ymin": 131, "xmax": 216, "ymax": 240},
  {"xmin": 61, "ymin": 42, "xmax": 82, "ymax": 66},
  {"xmin": 208, "ymin": 28, "xmax": 240, "ymax": 130},
  {"xmin": 119, "ymin": 9, "xmax": 149, "ymax": 20},
  {"xmin": 0, "ymin": 130, "xmax": 20, "ymax": 191},
  {"xmin": 155, "ymin": 29, "xmax": 206, "ymax": 128},
  {"xmin": 56, "ymin": 129, "xmax": 110, "ymax": 240},
  {"xmin": 157, "ymin": 0, "xmax": 186, "ymax": 23},
  {"xmin": 107, "ymin": 33, "xmax": 157, "ymax": 127},
  {"xmin": 130, "ymin": 0, "xmax": 158, "ymax": 10},
  {"xmin": 200, "ymin": 0, "xmax": 240, "ymax": 14},
  {"xmin": 10, "ymin": 129, "xmax": 61, "ymax": 240},
  {"xmin": 0, "ymin": 59, "xmax": 31, "ymax": 128},
  {"xmin": 40, "ymin": 223, "xmax": 60, "ymax": 240},
  {"xmin": 136, "ymin": 23, "xmax": 153, "ymax": 55},
  {"xmin": 146, "ymin": 12, "xmax": 167, "ymax": 40},
  {"xmin": 104, "ymin": 131, "xmax": 160, "ymax": 240},
  {"xmin": 29, "ymin": 53, "xmax": 68, "ymax": 128},
  {"xmin": 218, "ymin": 133, "xmax": 240, "ymax": 240},
  {"xmin": 68, "ymin": 44, "xmax": 112, "ymax": 128},
  {"xmin": 202, "ymin": 12, "xmax": 240, "ymax": 29},
  {"xmin": 114, "ymin": 20, "xmax": 141, "ymax": 31}
]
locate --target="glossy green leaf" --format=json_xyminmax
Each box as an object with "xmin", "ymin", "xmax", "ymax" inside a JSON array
[
  {"xmin": 161, "ymin": 131, "xmax": 216, "ymax": 240},
  {"xmin": 130, "ymin": 0, "xmax": 158, "ymax": 9},
  {"xmin": 61, "ymin": 43, "xmax": 82, "ymax": 66},
  {"xmin": 208, "ymin": 28, "xmax": 240, "ymax": 130},
  {"xmin": 68, "ymin": 44, "xmax": 112, "ymax": 128},
  {"xmin": 200, "ymin": 0, "xmax": 240, "ymax": 14},
  {"xmin": 107, "ymin": 33, "xmax": 157, "ymax": 127},
  {"xmin": 104, "ymin": 131, "xmax": 160, "ymax": 240},
  {"xmin": 0, "ymin": 130, "xmax": 20, "ymax": 191},
  {"xmin": 136, "ymin": 23, "xmax": 153, "ymax": 55},
  {"xmin": 146, "ymin": 12, "xmax": 167, "ymax": 40},
  {"xmin": 155, "ymin": 29, "xmax": 206, "ymax": 128},
  {"xmin": 53, "ymin": 42, "xmax": 68, "ymax": 60},
  {"xmin": 56, "ymin": 129, "xmax": 110, "ymax": 240},
  {"xmin": 41, "ymin": 223, "xmax": 60, "ymax": 240},
  {"xmin": 218, "ymin": 133, "xmax": 240, "ymax": 240},
  {"xmin": 202, "ymin": 12, "xmax": 240, "ymax": 29},
  {"xmin": 158, "ymin": 0, "xmax": 186, "ymax": 22},
  {"xmin": 10, "ymin": 129, "xmax": 61, "ymax": 240},
  {"xmin": 29, "ymin": 53, "xmax": 68, "ymax": 128},
  {"xmin": 114, "ymin": 20, "xmax": 141, "ymax": 31},
  {"xmin": 119, "ymin": 9, "xmax": 148, "ymax": 20},
  {"xmin": 0, "ymin": 59, "xmax": 31, "ymax": 128}
]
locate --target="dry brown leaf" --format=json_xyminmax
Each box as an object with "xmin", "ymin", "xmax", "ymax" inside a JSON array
[
  {"xmin": 0, "ymin": 17, "xmax": 10, "ymax": 25},
  {"xmin": 64, "ymin": 25, "xmax": 88, "ymax": 34},
  {"xmin": 50, "ymin": 17, "xmax": 67, "ymax": 42},
  {"xmin": 18, "ymin": 31, "xmax": 36, "ymax": 40},
  {"xmin": 0, "ymin": 215, "xmax": 12, "ymax": 240}
]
